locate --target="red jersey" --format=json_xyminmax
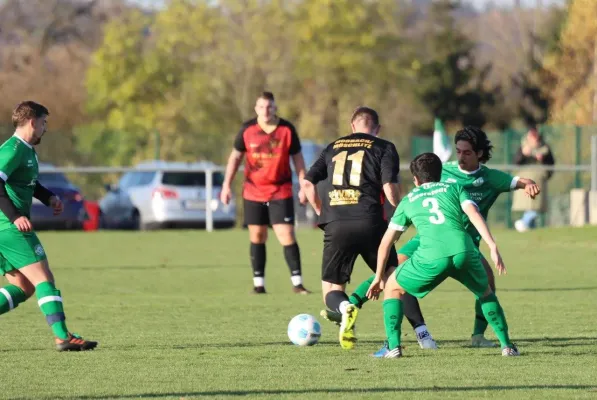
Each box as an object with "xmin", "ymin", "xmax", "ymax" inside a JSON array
[{"xmin": 234, "ymin": 118, "xmax": 301, "ymax": 202}]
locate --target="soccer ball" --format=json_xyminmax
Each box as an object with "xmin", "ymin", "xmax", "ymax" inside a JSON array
[{"xmin": 287, "ymin": 314, "xmax": 321, "ymax": 346}]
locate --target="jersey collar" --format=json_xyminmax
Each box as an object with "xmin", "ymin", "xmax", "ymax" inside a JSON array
[
  {"xmin": 13, "ymin": 133, "xmax": 33, "ymax": 149},
  {"xmin": 457, "ymin": 164, "xmax": 482, "ymax": 175}
]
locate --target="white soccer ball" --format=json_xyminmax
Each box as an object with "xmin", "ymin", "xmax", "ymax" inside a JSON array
[{"xmin": 287, "ymin": 314, "xmax": 321, "ymax": 346}]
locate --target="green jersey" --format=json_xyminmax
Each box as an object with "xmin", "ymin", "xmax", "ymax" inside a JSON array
[
  {"xmin": 0, "ymin": 136, "xmax": 39, "ymax": 230},
  {"xmin": 441, "ymin": 161, "xmax": 517, "ymax": 244},
  {"xmin": 390, "ymin": 182, "xmax": 476, "ymax": 260}
]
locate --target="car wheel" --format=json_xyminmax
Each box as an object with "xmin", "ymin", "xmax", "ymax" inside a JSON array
[{"xmin": 131, "ymin": 210, "xmax": 141, "ymax": 230}]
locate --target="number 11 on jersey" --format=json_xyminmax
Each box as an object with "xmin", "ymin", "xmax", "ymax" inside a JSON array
[{"xmin": 332, "ymin": 150, "xmax": 365, "ymax": 186}]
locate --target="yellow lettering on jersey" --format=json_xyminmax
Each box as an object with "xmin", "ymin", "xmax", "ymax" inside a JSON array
[
  {"xmin": 329, "ymin": 189, "xmax": 361, "ymax": 206},
  {"xmin": 333, "ymin": 139, "xmax": 373, "ymax": 150},
  {"xmin": 251, "ymin": 152, "xmax": 279, "ymax": 160}
]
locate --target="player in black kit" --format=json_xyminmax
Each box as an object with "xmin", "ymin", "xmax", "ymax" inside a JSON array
[{"xmin": 301, "ymin": 107, "xmax": 432, "ymax": 350}]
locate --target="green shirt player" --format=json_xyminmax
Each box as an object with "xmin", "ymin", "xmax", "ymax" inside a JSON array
[
  {"xmin": 395, "ymin": 126, "xmax": 539, "ymax": 347},
  {"xmin": 322, "ymin": 126, "xmax": 540, "ymax": 348},
  {"xmin": 0, "ymin": 101, "xmax": 97, "ymax": 351},
  {"xmin": 367, "ymin": 152, "xmax": 519, "ymax": 358}
]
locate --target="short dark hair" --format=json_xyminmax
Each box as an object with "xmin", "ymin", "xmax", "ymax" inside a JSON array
[
  {"xmin": 258, "ymin": 91, "xmax": 275, "ymax": 102},
  {"xmin": 410, "ymin": 152, "xmax": 442, "ymax": 184},
  {"xmin": 350, "ymin": 106, "xmax": 379, "ymax": 127},
  {"xmin": 12, "ymin": 101, "xmax": 49, "ymax": 128},
  {"xmin": 454, "ymin": 126, "xmax": 493, "ymax": 163}
]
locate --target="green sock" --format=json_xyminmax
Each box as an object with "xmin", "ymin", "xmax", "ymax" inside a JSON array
[
  {"xmin": 349, "ymin": 274, "xmax": 375, "ymax": 308},
  {"xmin": 0, "ymin": 284, "xmax": 28, "ymax": 315},
  {"xmin": 479, "ymin": 293, "xmax": 511, "ymax": 348},
  {"xmin": 473, "ymin": 299, "xmax": 489, "ymax": 335},
  {"xmin": 383, "ymin": 298, "xmax": 403, "ymax": 350},
  {"xmin": 35, "ymin": 282, "xmax": 69, "ymax": 340}
]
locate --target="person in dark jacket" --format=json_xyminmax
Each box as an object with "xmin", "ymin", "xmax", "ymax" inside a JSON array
[{"xmin": 512, "ymin": 126, "xmax": 555, "ymax": 232}]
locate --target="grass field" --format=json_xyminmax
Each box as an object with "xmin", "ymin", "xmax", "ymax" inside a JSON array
[{"xmin": 2, "ymin": 226, "xmax": 597, "ymax": 399}]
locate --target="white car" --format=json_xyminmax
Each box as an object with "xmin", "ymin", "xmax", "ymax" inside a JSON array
[{"xmin": 99, "ymin": 161, "xmax": 236, "ymax": 230}]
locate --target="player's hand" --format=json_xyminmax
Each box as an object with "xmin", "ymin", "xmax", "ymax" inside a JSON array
[
  {"xmin": 524, "ymin": 182, "xmax": 540, "ymax": 199},
  {"xmin": 366, "ymin": 276, "xmax": 383, "ymax": 301},
  {"xmin": 522, "ymin": 144, "xmax": 532, "ymax": 156},
  {"xmin": 220, "ymin": 186, "xmax": 232, "ymax": 205},
  {"xmin": 490, "ymin": 246, "xmax": 506, "ymax": 275},
  {"xmin": 14, "ymin": 216, "xmax": 33, "ymax": 232},
  {"xmin": 298, "ymin": 188, "xmax": 307, "ymax": 206},
  {"xmin": 49, "ymin": 196, "xmax": 63, "ymax": 216}
]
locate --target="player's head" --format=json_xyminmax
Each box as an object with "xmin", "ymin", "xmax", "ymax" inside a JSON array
[
  {"xmin": 350, "ymin": 106, "xmax": 381, "ymax": 136},
  {"xmin": 12, "ymin": 101, "xmax": 49, "ymax": 145},
  {"xmin": 254, "ymin": 91, "xmax": 277, "ymax": 123},
  {"xmin": 454, "ymin": 126, "xmax": 493, "ymax": 171},
  {"xmin": 410, "ymin": 152, "xmax": 442, "ymax": 186}
]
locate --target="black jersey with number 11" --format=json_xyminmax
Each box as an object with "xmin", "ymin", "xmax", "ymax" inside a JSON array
[{"xmin": 304, "ymin": 133, "xmax": 400, "ymax": 226}]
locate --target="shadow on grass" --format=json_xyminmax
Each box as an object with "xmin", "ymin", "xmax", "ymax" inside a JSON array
[
  {"xmin": 436, "ymin": 286, "xmax": 597, "ymax": 293},
  {"xmin": 499, "ymin": 286, "xmax": 597, "ymax": 292},
  {"xmin": 64, "ymin": 264, "xmax": 239, "ymax": 271},
  {"xmin": 18, "ymin": 384, "xmax": 597, "ymax": 400},
  {"xmin": 1, "ymin": 336, "xmax": 595, "ymax": 353}
]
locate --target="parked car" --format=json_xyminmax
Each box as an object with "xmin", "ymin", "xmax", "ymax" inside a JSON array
[
  {"xmin": 31, "ymin": 163, "xmax": 86, "ymax": 230},
  {"xmin": 99, "ymin": 161, "xmax": 236, "ymax": 230}
]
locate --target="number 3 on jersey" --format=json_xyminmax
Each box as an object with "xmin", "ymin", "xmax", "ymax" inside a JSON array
[
  {"xmin": 332, "ymin": 150, "xmax": 365, "ymax": 186},
  {"xmin": 422, "ymin": 197, "xmax": 445, "ymax": 224}
]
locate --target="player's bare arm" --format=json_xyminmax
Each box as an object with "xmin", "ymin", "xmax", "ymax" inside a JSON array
[
  {"xmin": 383, "ymin": 182, "xmax": 402, "ymax": 207},
  {"xmin": 291, "ymin": 152, "xmax": 308, "ymax": 205},
  {"xmin": 300, "ymin": 179, "xmax": 321, "ymax": 215},
  {"xmin": 462, "ymin": 202, "xmax": 506, "ymax": 275},
  {"xmin": 367, "ymin": 227, "xmax": 402, "ymax": 300},
  {"xmin": 515, "ymin": 177, "xmax": 540, "ymax": 199},
  {"xmin": 221, "ymin": 149, "xmax": 245, "ymax": 205}
]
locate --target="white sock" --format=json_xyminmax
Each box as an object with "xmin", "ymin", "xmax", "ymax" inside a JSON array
[
  {"xmin": 415, "ymin": 324, "xmax": 432, "ymax": 340},
  {"xmin": 339, "ymin": 301, "xmax": 351, "ymax": 315},
  {"xmin": 253, "ymin": 277, "xmax": 265, "ymax": 287},
  {"xmin": 290, "ymin": 275, "xmax": 302, "ymax": 286}
]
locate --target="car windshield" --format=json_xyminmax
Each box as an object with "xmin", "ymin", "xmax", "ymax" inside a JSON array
[
  {"xmin": 161, "ymin": 172, "xmax": 224, "ymax": 187},
  {"xmin": 38, "ymin": 172, "xmax": 70, "ymax": 185}
]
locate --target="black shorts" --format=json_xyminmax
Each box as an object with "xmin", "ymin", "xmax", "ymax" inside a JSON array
[
  {"xmin": 321, "ymin": 219, "xmax": 397, "ymax": 285},
  {"xmin": 244, "ymin": 197, "xmax": 295, "ymax": 226}
]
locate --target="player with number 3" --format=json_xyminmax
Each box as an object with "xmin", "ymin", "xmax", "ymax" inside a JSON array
[{"xmin": 366, "ymin": 153, "xmax": 519, "ymax": 358}]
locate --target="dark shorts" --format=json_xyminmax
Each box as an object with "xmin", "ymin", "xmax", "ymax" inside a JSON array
[
  {"xmin": 321, "ymin": 219, "xmax": 397, "ymax": 285},
  {"xmin": 244, "ymin": 197, "xmax": 295, "ymax": 226}
]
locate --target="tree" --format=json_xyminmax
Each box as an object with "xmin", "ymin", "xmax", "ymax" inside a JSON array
[
  {"xmin": 0, "ymin": 0, "xmax": 128, "ymax": 164},
  {"xmin": 543, "ymin": 0, "xmax": 597, "ymax": 125},
  {"xmin": 412, "ymin": 0, "xmax": 498, "ymax": 128},
  {"xmin": 290, "ymin": 0, "xmax": 420, "ymax": 149}
]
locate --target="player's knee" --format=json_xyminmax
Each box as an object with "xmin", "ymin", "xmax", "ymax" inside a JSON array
[
  {"xmin": 481, "ymin": 285, "xmax": 494, "ymax": 299},
  {"xmin": 481, "ymin": 257, "xmax": 495, "ymax": 280},
  {"xmin": 13, "ymin": 280, "xmax": 35, "ymax": 298},
  {"xmin": 273, "ymin": 225, "xmax": 296, "ymax": 246},
  {"xmin": 397, "ymin": 254, "xmax": 409, "ymax": 265},
  {"xmin": 249, "ymin": 228, "xmax": 268, "ymax": 244},
  {"xmin": 384, "ymin": 286, "xmax": 404, "ymax": 300}
]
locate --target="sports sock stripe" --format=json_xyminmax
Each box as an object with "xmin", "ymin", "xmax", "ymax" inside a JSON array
[
  {"xmin": 37, "ymin": 296, "xmax": 63, "ymax": 307},
  {"xmin": 0, "ymin": 288, "xmax": 14, "ymax": 310}
]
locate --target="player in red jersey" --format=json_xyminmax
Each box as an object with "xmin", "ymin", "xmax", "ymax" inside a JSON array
[{"xmin": 221, "ymin": 92, "xmax": 311, "ymax": 294}]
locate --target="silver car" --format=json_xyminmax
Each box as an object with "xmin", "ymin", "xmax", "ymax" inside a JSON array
[{"xmin": 99, "ymin": 161, "xmax": 236, "ymax": 230}]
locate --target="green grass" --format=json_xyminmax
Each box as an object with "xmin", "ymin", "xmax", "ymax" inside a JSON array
[{"xmin": 2, "ymin": 227, "xmax": 597, "ymax": 399}]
